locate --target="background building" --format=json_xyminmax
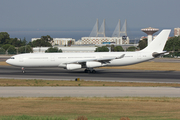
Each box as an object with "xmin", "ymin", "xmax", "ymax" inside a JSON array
[
  {"xmin": 174, "ymin": 28, "xmax": 180, "ymax": 36},
  {"xmin": 31, "ymin": 38, "xmax": 75, "ymax": 46},
  {"xmin": 79, "ymin": 36, "xmax": 129, "ymax": 45},
  {"xmin": 52, "ymin": 38, "xmax": 75, "ymax": 46},
  {"xmin": 33, "ymin": 46, "xmax": 97, "ymax": 53},
  {"xmin": 75, "ymin": 19, "xmax": 129, "ymax": 45}
]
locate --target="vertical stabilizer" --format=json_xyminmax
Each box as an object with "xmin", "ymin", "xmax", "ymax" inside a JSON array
[{"xmin": 141, "ymin": 29, "xmax": 171, "ymax": 52}]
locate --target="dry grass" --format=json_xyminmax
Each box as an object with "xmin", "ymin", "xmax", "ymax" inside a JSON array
[
  {"xmin": 0, "ymin": 62, "xmax": 9, "ymax": 66},
  {"xmin": 0, "ymin": 97, "xmax": 180, "ymax": 119},
  {"xmin": 102, "ymin": 62, "xmax": 180, "ymax": 71},
  {"xmin": 1, "ymin": 79, "xmax": 180, "ymax": 87}
]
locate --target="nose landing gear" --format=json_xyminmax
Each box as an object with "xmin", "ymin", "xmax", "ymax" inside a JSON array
[{"xmin": 21, "ymin": 67, "xmax": 25, "ymax": 73}]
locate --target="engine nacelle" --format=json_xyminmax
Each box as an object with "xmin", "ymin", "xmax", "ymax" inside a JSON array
[
  {"xmin": 86, "ymin": 61, "xmax": 103, "ymax": 68},
  {"xmin": 66, "ymin": 64, "xmax": 82, "ymax": 70}
]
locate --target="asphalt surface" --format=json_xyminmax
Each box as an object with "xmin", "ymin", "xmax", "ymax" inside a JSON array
[
  {"xmin": 0, "ymin": 87, "xmax": 180, "ymax": 97},
  {"xmin": 0, "ymin": 66, "xmax": 180, "ymax": 83},
  {"xmin": 1, "ymin": 57, "xmax": 180, "ymax": 97}
]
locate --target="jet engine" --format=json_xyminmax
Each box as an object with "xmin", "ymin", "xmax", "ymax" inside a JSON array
[
  {"xmin": 66, "ymin": 64, "xmax": 82, "ymax": 70},
  {"xmin": 86, "ymin": 61, "xmax": 103, "ymax": 68}
]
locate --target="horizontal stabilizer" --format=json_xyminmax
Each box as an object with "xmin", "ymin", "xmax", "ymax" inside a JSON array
[{"xmin": 152, "ymin": 51, "xmax": 169, "ymax": 58}]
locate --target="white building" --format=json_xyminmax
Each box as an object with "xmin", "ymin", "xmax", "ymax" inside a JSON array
[
  {"xmin": 33, "ymin": 46, "xmax": 97, "ymax": 53},
  {"xmin": 31, "ymin": 38, "xmax": 75, "ymax": 46},
  {"xmin": 174, "ymin": 28, "xmax": 180, "ymax": 36},
  {"xmin": 52, "ymin": 38, "xmax": 75, "ymax": 46},
  {"xmin": 31, "ymin": 38, "xmax": 40, "ymax": 42},
  {"xmin": 75, "ymin": 37, "xmax": 129, "ymax": 45}
]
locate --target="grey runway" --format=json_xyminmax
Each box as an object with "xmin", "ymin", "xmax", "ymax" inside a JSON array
[
  {"xmin": 0, "ymin": 87, "xmax": 180, "ymax": 97},
  {"xmin": 1, "ymin": 58, "xmax": 180, "ymax": 98},
  {"xmin": 0, "ymin": 66, "xmax": 180, "ymax": 83}
]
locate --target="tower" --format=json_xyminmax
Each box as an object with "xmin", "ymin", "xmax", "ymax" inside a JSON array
[
  {"xmin": 141, "ymin": 27, "xmax": 159, "ymax": 45},
  {"xmin": 89, "ymin": 19, "xmax": 106, "ymax": 37},
  {"xmin": 112, "ymin": 19, "xmax": 127, "ymax": 37}
]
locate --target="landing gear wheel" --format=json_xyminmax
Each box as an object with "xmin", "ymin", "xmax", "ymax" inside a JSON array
[
  {"xmin": 84, "ymin": 68, "xmax": 96, "ymax": 73},
  {"xmin": 84, "ymin": 69, "xmax": 88, "ymax": 73},
  {"xmin": 92, "ymin": 70, "xmax": 96, "ymax": 73}
]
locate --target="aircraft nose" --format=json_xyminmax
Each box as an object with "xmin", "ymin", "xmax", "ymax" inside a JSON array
[{"xmin": 6, "ymin": 59, "xmax": 11, "ymax": 65}]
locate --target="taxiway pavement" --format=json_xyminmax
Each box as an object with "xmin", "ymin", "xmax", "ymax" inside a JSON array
[{"xmin": 0, "ymin": 87, "xmax": 180, "ymax": 97}]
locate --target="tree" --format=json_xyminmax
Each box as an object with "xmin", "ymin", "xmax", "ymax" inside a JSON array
[
  {"xmin": 10, "ymin": 38, "xmax": 23, "ymax": 47},
  {"xmin": 110, "ymin": 45, "xmax": 124, "ymax": 52},
  {"xmin": 28, "ymin": 35, "xmax": 52, "ymax": 47},
  {"xmin": 0, "ymin": 32, "xmax": 10, "ymax": 45},
  {"xmin": 18, "ymin": 45, "xmax": 33, "ymax": 53},
  {"xmin": 28, "ymin": 39, "xmax": 52, "ymax": 47},
  {"xmin": 113, "ymin": 46, "xmax": 124, "ymax": 52},
  {"xmin": 2, "ymin": 44, "xmax": 11, "ymax": 51},
  {"xmin": 45, "ymin": 47, "xmax": 62, "ymax": 53},
  {"xmin": 164, "ymin": 36, "xmax": 180, "ymax": 57},
  {"xmin": 126, "ymin": 46, "xmax": 136, "ymax": 51},
  {"xmin": 41, "ymin": 35, "xmax": 53, "ymax": 43},
  {"xmin": 95, "ymin": 46, "xmax": 109, "ymax": 52},
  {"xmin": 7, "ymin": 46, "xmax": 16, "ymax": 54},
  {"xmin": 22, "ymin": 38, "xmax": 27, "ymax": 46},
  {"xmin": 0, "ymin": 48, "xmax": 5, "ymax": 54},
  {"xmin": 137, "ymin": 38, "xmax": 147, "ymax": 50}
]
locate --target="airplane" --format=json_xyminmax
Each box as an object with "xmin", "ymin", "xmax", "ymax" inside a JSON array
[{"xmin": 6, "ymin": 29, "xmax": 171, "ymax": 73}]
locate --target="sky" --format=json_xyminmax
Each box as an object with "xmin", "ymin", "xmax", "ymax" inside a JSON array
[{"xmin": 0, "ymin": 0, "xmax": 179, "ymax": 40}]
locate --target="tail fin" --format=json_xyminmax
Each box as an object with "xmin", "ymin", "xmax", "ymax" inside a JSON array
[{"xmin": 141, "ymin": 29, "xmax": 171, "ymax": 52}]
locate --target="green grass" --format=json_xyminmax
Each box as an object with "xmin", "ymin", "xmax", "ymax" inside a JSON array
[{"xmin": 0, "ymin": 115, "xmax": 68, "ymax": 120}]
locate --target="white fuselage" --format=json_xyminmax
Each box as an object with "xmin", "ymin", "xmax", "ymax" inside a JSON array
[
  {"xmin": 5, "ymin": 29, "xmax": 171, "ymax": 71},
  {"xmin": 6, "ymin": 51, "xmax": 154, "ymax": 68}
]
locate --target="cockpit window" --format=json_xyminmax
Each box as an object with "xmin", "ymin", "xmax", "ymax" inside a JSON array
[{"xmin": 10, "ymin": 57, "xmax": 15, "ymax": 59}]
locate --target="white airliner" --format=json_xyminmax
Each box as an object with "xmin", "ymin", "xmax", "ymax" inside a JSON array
[{"xmin": 6, "ymin": 29, "xmax": 171, "ymax": 73}]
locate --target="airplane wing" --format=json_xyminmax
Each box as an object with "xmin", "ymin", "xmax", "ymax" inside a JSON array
[{"xmin": 67, "ymin": 54, "xmax": 125, "ymax": 64}]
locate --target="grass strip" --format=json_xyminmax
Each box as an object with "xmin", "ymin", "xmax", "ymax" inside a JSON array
[
  {"xmin": 1, "ymin": 79, "xmax": 180, "ymax": 87},
  {"xmin": 0, "ymin": 97, "xmax": 180, "ymax": 120},
  {"xmin": 102, "ymin": 62, "xmax": 180, "ymax": 71},
  {"xmin": 0, "ymin": 62, "xmax": 9, "ymax": 66}
]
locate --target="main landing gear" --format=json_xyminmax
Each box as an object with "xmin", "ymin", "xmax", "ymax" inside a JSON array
[
  {"xmin": 84, "ymin": 68, "xmax": 96, "ymax": 73},
  {"xmin": 21, "ymin": 67, "xmax": 25, "ymax": 73}
]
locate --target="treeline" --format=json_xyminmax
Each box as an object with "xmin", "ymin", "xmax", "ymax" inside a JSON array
[
  {"xmin": 0, "ymin": 32, "xmax": 55, "ymax": 54},
  {"xmin": 138, "ymin": 36, "xmax": 180, "ymax": 57},
  {"xmin": 1, "ymin": 32, "xmax": 180, "ymax": 57},
  {"xmin": 164, "ymin": 36, "xmax": 180, "ymax": 57},
  {"xmin": 95, "ymin": 45, "xmax": 136, "ymax": 52}
]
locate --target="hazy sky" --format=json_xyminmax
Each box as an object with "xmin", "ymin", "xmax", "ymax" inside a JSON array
[{"xmin": 0, "ymin": 0, "xmax": 179, "ymax": 31}]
